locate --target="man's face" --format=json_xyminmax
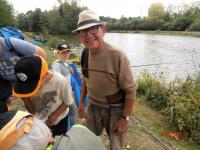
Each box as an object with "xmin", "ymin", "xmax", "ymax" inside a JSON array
[{"xmin": 77, "ymin": 25, "xmax": 105, "ymax": 53}]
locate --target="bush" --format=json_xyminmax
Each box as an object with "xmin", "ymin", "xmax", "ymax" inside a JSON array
[
  {"xmin": 137, "ymin": 70, "xmax": 170, "ymax": 110},
  {"xmin": 137, "ymin": 70, "xmax": 154, "ymax": 95},
  {"xmin": 138, "ymin": 71, "xmax": 200, "ymax": 144},
  {"xmin": 169, "ymin": 76, "xmax": 200, "ymax": 143},
  {"xmin": 189, "ymin": 18, "xmax": 200, "ymax": 31},
  {"xmin": 173, "ymin": 17, "xmax": 193, "ymax": 31},
  {"xmin": 146, "ymin": 81, "xmax": 169, "ymax": 111},
  {"xmin": 47, "ymin": 36, "xmax": 60, "ymax": 48}
]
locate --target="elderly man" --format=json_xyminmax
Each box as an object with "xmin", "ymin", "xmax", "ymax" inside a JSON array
[{"xmin": 74, "ymin": 10, "xmax": 137, "ymax": 150}]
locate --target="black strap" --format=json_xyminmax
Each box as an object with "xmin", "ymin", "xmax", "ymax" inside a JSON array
[
  {"xmin": 0, "ymin": 110, "xmax": 17, "ymax": 129},
  {"xmin": 80, "ymin": 48, "xmax": 118, "ymax": 79},
  {"xmin": 81, "ymin": 48, "xmax": 89, "ymax": 78}
]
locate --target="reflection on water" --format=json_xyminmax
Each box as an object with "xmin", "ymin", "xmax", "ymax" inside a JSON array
[
  {"xmin": 57, "ymin": 33, "xmax": 200, "ymax": 80},
  {"xmin": 105, "ymin": 33, "xmax": 200, "ymax": 80}
]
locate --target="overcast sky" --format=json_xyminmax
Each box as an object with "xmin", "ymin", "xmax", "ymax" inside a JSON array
[{"xmin": 7, "ymin": 0, "xmax": 196, "ymax": 18}]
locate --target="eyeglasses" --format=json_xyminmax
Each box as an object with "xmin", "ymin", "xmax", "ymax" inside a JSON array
[{"xmin": 78, "ymin": 26, "xmax": 99, "ymax": 37}]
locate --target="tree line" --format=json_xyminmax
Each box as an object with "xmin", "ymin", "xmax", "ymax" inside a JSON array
[{"xmin": 1, "ymin": 0, "xmax": 200, "ymax": 35}]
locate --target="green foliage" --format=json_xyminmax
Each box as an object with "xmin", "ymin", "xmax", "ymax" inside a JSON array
[
  {"xmin": 3, "ymin": 1, "xmax": 200, "ymax": 33},
  {"xmin": 138, "ymin": 70, "xmax": 200, "ymax": 144},
  {"xmin": 137, "ymin": 70, "xmax": 154, "ymax": 95},
  {"xmin": 148, "ymin": 3, "xmax": 165, "ymax": 19},
  {"xmin": 14, "ymin": 0, "xmax": 84, "ymax": 34},
  {"xmin": 189, "ymin": 17, "xmax": 200, "ymax": 31},
  {"xmin": 162, "ymin": 22, "xmax": 175, "ymax": 31},
  {"xmin": 173, "ymin": 16, "xmax": 193, "ymax": 31},
  {"xmin": 16, "ymin": 13, "xmax": 29, "ymax": 31},
  {"xmin": 3, "ymin": 0, "xmax": 200, "ymax": 32},
  {"xmin": 69, "ymin": 53, "xmax": 77, "ymax": 59},
  {"xmin": 0, "ymin": 0, "xmax": 15, "ymax": 26},
  {"xmin": 137, "ymin": 70, "xmax": 169, "ymax": 110},
  {"xmin": 169, "ymin": 76, "xmax": 200, "ymax": 143},
  {"xmin": 47, "ymin": 36, "xmax": 60, "ymax": 48}
]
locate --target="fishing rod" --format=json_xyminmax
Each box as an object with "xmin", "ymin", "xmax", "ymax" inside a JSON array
[
  {"xmin": 131, "ymin": 62, "xmax": 182, "ymax": 68},
  {"xmin": 130, "ymin": 116, "xmax": 173, "ymax": 150}
]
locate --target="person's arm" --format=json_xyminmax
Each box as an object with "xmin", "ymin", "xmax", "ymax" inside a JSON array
[
  {"xmin": 46, "ymin": 101, "xmax": 68, "ymax": 127},
  {"xmin": 80, "ymin": 79, "xmax": 87, "ymax": 105},
  {"xmin": 46, "ymin": 73, "xmax": 73, "ymax": 126},
  {"xmin": 112, "ymin": 98, "xmax": 134, "ymax": 136},
  {"xmin": 22, "ymin": 97, "xmax": 36, "ymax": 115},
  {"xmin": 78, "ymin": 79, "xmax": 87, "ymax": 118},
  {"xmin": 113, "ymin": 51, "xmax": 136, "ymax": 135},
  {"xmin": 10, "ymin": 38, "xmax": 46, "ymax": 58},
  {"xmin": 34, "ymin": 45, "xmax": 46, "ymax": 58},
  {"xmin": 123, "ymin": 98, "xmax": 134, "ymax": 117}
]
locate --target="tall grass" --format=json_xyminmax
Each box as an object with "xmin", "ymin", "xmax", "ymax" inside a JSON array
[{"xmin": 137, "ymin": 70, "xmax": 200, "ymax": 144}]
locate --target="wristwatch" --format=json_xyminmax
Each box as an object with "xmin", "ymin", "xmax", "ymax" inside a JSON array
[{"xmin": 121, "ymin": 115, "xmax": 130, "ymax": 121}]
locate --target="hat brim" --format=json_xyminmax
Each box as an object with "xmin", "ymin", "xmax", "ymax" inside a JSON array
[
  {"xmin": 13, "ymin": 78, "xmax": 42, "ymax": 98},
  {"xmin": 72, "ymin": 22, "xmax": 106, "ymax": 33},
  {"xmin": 13, "ymin": 55, "xmax": 48, "ymax": 98},
  {"xmin": 56, "ymin": 49, "xmax": 72, "ymax": 54}
]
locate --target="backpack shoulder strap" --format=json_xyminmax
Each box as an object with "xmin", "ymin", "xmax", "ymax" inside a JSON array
[
  {"xmin": 4, "ymin": 37, "xmax": 24, "ymax": 57},
  {"xmin": 81, "ymin": 48, "xmax": 89, "ymax": 78},
  {"xmin": 4, "ymin": 37, "xmax": 14, "ymax": 52}
]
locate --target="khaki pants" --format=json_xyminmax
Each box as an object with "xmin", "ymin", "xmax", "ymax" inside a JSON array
[{"xmin": 86, "ymin": 103, "xmax": 127, "ymax": 150}]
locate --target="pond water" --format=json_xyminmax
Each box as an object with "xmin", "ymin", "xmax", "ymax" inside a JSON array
[{"xmin": 58, "ymin": 33, "xmax": 200, "ymax": 80}]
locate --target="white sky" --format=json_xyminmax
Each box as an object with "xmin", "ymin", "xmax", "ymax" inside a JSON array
[{"xmin": 7, "ymin": 0, "xmax": 196, "ymax": 18}]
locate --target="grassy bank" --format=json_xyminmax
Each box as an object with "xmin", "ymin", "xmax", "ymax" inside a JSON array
[
  {"xmin": 130, "ymin": 99, "xmax": 200, "ymax": 150},
  {"xmin": 137, "ymin": 70, "xmax": 200, "ymax": 146},
  {"xmin": 110, "ymin": 30, "xmax": 200, "ymax": 37}
]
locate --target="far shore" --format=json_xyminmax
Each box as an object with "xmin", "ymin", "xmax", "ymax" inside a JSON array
[{"xmin": 109, "ymin": 30, "xmax": 200, "ymax": 37}]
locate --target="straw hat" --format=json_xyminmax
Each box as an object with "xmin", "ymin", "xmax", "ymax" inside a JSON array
[{"xmin": 72, "ymin": 10, "xmax": 106, "ymax": 33}]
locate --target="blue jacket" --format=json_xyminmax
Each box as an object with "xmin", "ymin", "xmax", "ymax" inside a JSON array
[{"xmin": 69, "ymin": 63, "xmax": 88, "ymax": 106}]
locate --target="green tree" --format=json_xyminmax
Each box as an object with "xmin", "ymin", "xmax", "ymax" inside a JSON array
[
  {"xmin": 57, "ymin": 0, "xmax": 85, "ymax": 33},
  {"xmin": 31, "ymin": 8, "xmax": 43, "ymax": 32},
  {"xmin": 173, "ymin": 16, "xmax": 193, "ymax": 31},
  {"xmin": 148, "ymin": 3, "xmax": 165, "ymax": 19},
  {"xmin": 16, "ymin": 13, "xmax": 29, "ymax": 31},
  {"xmin": 189, "ymin": 16, "xmax": 200, "ymax": 31},
  {"xmin": 0, "ymin": 0, "xmax": 14, "ymax": 26}
]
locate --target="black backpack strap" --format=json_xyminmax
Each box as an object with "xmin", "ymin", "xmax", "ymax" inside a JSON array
[{"xmin": 81, "ymin": 48, "xmax": 89, "ymax": 78}]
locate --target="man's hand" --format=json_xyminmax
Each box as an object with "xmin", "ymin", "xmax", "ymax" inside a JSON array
[
  {"xmin": 78, "ymin": 103, "xmax": 86, "ymax": 118},
  {"xmin": 112, "ymin": 118, "xmax": 129, "ymax": 136}
]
